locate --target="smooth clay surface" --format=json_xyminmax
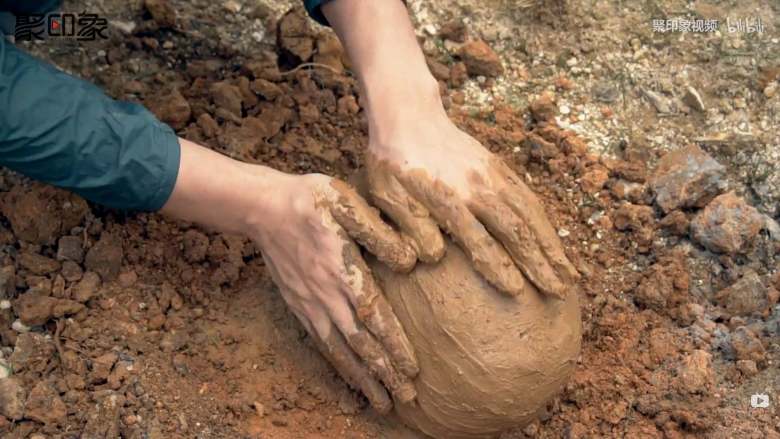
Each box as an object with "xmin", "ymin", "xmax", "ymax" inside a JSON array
[{"xmin": 371, "ymin": 242, "xmax": 581, "ymax": 439}]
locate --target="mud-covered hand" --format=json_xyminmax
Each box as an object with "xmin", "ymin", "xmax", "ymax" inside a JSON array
[
  {"xmin": 254, "ymin": 173, "xmax": 420, "ymax": 412},
  {"xmin": 366, "ymin": 117, "xmax": 579, "ymax": 298},
  {"xmin": 162, "ymin": 139, "xmax": 419, "ymax": 413},
  {"xmin": 322, "ymin": 0, "xmax": 578, "ymax": 298}
]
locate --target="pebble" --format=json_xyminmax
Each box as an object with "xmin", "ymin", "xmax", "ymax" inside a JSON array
[
  {"xmin": 557, "ymin": 228, "xmax": 571, "ymax": 238},
  {"xmin": 222, "ymin": 0, "xmax": 241, "ymax": 13},
  {"xmin": 690, "ymin": 192, "xmax": 764, "ymax": 254},
  {"xmin": 649, "ymin": 144, "xmax": 726, "ymax": 213},
  {"xmin": 11, "ymin": 319, "xmax": 30, "ymax": 333},
  {"xmin": 0, "ymin": 300, "xmax": 10, "ymax": 310},
  {"xmin": 682, "ymin": 86, "xmax": 706, "ymax": 112}
]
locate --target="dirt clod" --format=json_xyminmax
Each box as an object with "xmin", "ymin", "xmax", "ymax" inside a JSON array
[
  {"xmin": 458, "ymin": 39, "xmax": 503, "ymax": 78},
  {"xmin": 13, "ymin": 293, "xmax": 84, "ymax": 326},
  {"xmin": 650, "ymin": 144, "xmax": 727, "ymax": 213},
  {"xmin": 24, "ymin": 381, "xmax": 67, "ymax": 425},
  {"xmin": 147, "ymin": 89, "xmax": 191, "ymax": 130},
  {"xmin": 690, "ymin": 191, "xmax": 764, "ymax": 254},
  {"xmin": 0, "ymin": 377, "xmax": 26, "ymax": 421},
  {"xmin": 84, "ymin": 233, "xmax": 123, "ymax": 281}
]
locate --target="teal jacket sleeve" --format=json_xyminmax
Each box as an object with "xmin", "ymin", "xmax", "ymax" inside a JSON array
[
  {"xmin": 303, "ymin": 0, "xmax": 330, "ymax": 26},
  {"xmin": 0, "ymin": 37, "xmax": 181, "ymax": 211}
]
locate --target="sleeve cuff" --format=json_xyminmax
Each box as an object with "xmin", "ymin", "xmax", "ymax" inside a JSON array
[
  {"xmin": 146, "ymin": 124, "xmax": 181, "ymax": 212},
  {"xmin": 303, "ymin": 0, "xmax": 331, "ymax": 26}
]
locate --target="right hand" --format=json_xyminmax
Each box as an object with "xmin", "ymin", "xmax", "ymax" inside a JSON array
[{"xmin": 248, "ymin": 172, "xmax": 419, "ymax": 413}]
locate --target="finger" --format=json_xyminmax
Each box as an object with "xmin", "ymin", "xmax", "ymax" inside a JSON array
[
  {"xmin": 469, "ymin": 194, "xmax": 568, "ymax": 298},
  {"xmin": 340, "ymin": 237, "xmax": 419, "ymax": 378},
  {"xmin": 495, "ymin": 161, "xmax": 580, "ymax": 283},
  {"xmin": 326, "ymin": 179, "xmax": 417, "ymax": 273},
  {"xmin": 367, "ymin": 168, "xmax": 445, "ymax": 263},
  {"xmin": 310, "ymin": 324, "xmax": 393, "ymax": 414},
  {"xmin": 397, "ymin": 171, "xmax": 527, "ymax": 296}
]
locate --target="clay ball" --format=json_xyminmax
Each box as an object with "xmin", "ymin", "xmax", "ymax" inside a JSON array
[{"xmin": 371, "ymin": 242, "xmax": 581, "ymax": 438}]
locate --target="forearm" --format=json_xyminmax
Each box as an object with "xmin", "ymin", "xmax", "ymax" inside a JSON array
[
  {"xmin": 322, "ymin": 0, "xmax": 444, "ymax": 142},
  {"xmin": 160, "ymin": 138, "xmax": 288, "ymax": 236}
]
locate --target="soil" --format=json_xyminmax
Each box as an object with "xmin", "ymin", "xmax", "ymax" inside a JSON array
[{"xmin": 0, "ymin": 0, "xmax": 778, "ymax": 438}]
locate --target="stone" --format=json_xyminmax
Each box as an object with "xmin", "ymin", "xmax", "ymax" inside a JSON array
[
  {"xmin": 182, "ymin": 230, "xmax": 209, "ymax": 263},
  {"xmin": 736, "ymin": 359, "xmax": 758, "ymax": 376},
  {"xmin": 25, "ymin": 381, "xmax": 67, "ymax": 425},
  {"xmin": 56, "ymin": 235, "xmax": 84, "ymax": 263},
  {"xmin": 611, "ymin": 203, "xmax": 654, "ymax": 231},
  {"xmin": 690, "ymin": 192, "xmax": 764, "ymax": 254},
  {"xmin": 9, "ymin": 333, "xmax": 55, "ymax": 373},
  {"xmin": 82, "ymin": 392, "xmax": 123, "ymax": 438},
  {"xmin": 715, "ymin": 270, "xmax": 769, "ymax": 317},
  {"xmin": 13, "ymin": 293, "xmax": 84, "ymax": 326},
  {"xmin": 449, "ymin": 62, "xmax": 468, "ymax": 87},
  {"xmin": 0, "ymin": 265, "xmax": 15, "ymax": 300},
  {"xmin": 649, "ymin": 144, "xmax": 726, "ymax": 213},
  {"xmin": 251, "ymin": 79, "xmax": 283, "ymax": 100},
  {"xmin": 458, "ymin": 39, "xmax": 503, "ymax": 78},
  {"xmin": 72, "ymin": 271, "xmax": 101, "ymax": 303},
  {"xmin": 313, "ymin": 33, "xmax": 346, "ymax": 73},
  {"xmin": 530, "ymin": 93, "xmax": 557, "ymax": 123},
  {"xmin": 0, "ymin": 377, "xmax": 26, "ymax": 420},
  {"xmin": 90, "ymin": 352, "xmax": 118, "ymax": 384},
  {"xmin": 210, "ymin": 81, "xmax": 243, "ymax": 118},
  {"xmin": 1, "ymin": 185, "xmax": 88, "ymax": 245},
  {"xmin": 676, "ymin": 350, "xmax": 713, "ymax": 393},
  {"xmin": 659, "ymin": 210, "xmax": 689, "ymax": 236},
  {"xmin": 580, "ymin": 167, "xmax": 609, "ymax": 193},
  {"xmin": 643, "ymin": 89, "xmax": 671, "ymax": 113},
  {"xmin": 144, "ymin": 0, "xmax": 176, "ymax": 28},
  {"xmin": 730, "ymin": 326, "xmax": 765, "ymax": 362},
  {"xmin": 18, "ymin": 252, "xmax": 60, "ymax": 275},
  {"xmin": 682, "ymin": 86, "xmax": 706, "ymax": 112},
  {"xmin": 277, "ymin": 7, "xmax": 315, "ymax": 63},
  {"xmin": 61, "ymin": 261, "xmax": 83, "ymax": 283},
  {"xmin": 85, "ymin": 233, "xmax": 123, "ymax": 281},
  {"xmin": 147, "ymin": 89, "xmax": 191, "ymax": 130}
]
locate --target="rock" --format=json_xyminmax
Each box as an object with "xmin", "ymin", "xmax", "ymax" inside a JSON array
[
  {"xmin": 13, "ymin": 293, "xmax": 84, "ymax": 326},
  {"xmin": 580, "ymin": 167, "xmax": 609, "ymax": 193},
  {"xmin": 144, "ymin": 0, "xmax": 176, "ymax": 28},
  {"xmin": 147, "ymin": 89, "xmax": 191, "ymax": 130},
  {"xmin": 449, "ymin": 62, "xmax": 468, "ymax": 87},
  {"xmin": 19, "ymin": 252, "xmax": 60, "ymax": 275},
  {"xmin": 196, "ymin": 113, "xmax": 220, "ymax": 139},
  {"xmin": 676, "ymin": 350, "xmax": 713, "ymax": 393},
  {"xmin": 428, "ymin": 59, "xmax": 450, "ymax": 82},
  {"xmin": 1, "ymin": 185, "xmax": 88, "ymax": 245},
  {"xmin": 90, "ymin": 352, "xmax": 118, "ymax": 384},
  {"xmin": 682, "ymin": 86, "xmax": 706, "ymax": 112},
  {"xmin": 337, "ymin": 96, "xmax": 359, "ymax": 115},
  {"xmin": 632, "ymin": 254, "xmax": 689, "ymax": 314},
  {"xmin": 61, "ymin": 261, "xmax": 83, "ymax": 283},
  {"xmin": 251, "ymin": 79, "xmax": 282, "ymax": 100},
  {"xmin": 0, "ymin": 266, "xmax": 15, "ymax": 300},
  {"xmin": 25, "ymin": 381, "xmax": 67, "ymax": 425},
  {"xmin": 85, "ymin": 233, "xmax": 123, "ymax": 281},
  {"xmin": 72, "ymin": 271, "xmax": 101, "ymax": 303},
  {"xmin": 458, "ymin": 39, "xmax": 503, "ymax": 78},
  {"xmin": 643, "ymin": 89, "xmax": 671, "ymax": 113},
  {"xmin": 730, "ymin": 326, "xmax": 765, "ymax": 362},
  {"xmin": 183, "ymin": 230, "xmax": 209, "ymax": 263},
  {"xmin": 715, "ymin": 270, "xmax": 769, "ymax": 317},
  {"xmin": 736, "ymin": 359, "xmax": 758, "ymax": 376},
  {"xmin": 439, "ymin": 20, "xmax": 467, "ymax": 43},
  {"xmin": 530, "ymin": 93, "xmax": 557, "ymax": 123},
  {"xmin": 649, "ymin": 144, "xmax": 726, "ymax": 213},
  {"xmin": 611, "ymin": 203, "xmax": 654, "ymax": 231},
  {"xmin": 690, "ymin": 192, "xmax": 764, "ymax": 254},
  {"xmin": 313, "ymin": 33, "xmax": 346, "ymax": 73},
  {"xmin": 82, "ymin": 392, "xmax": 123, "ymax": 438},
  {"xmin": 277, "ymin": 7, "xmax": 315, "ymax": 63},
  {"xmin": 56, "ymin": 236, "xmax": 84, "ymax": 263},
  {"xmin": 210, "ymin": 81, "xmax": 243, "ymax": 118},
  {"xmin": 0, "ymin": 377, "xmax": 26, "ymax": 420}
]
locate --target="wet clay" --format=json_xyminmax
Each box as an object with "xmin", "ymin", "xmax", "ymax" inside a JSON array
[{"xmin": 370, "ymin": 241, "xmax": 581, "ymax": 439}]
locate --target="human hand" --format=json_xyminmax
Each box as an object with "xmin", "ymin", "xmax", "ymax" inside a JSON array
[
  {"xmin": 162, "ymin": 139, "xmax": 418, "ymax": 413},
  {"xmin": 366, "ymin": 115, "xmax": 579, "ymax": 298},
  {"xmin": 249, "ymin": 172, "xmax": 419, "ymax": 413}
]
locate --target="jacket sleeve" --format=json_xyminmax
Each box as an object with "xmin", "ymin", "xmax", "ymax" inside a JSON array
[
  {"xmin": 0, "ymin": 37, "xmax": 181, "ymax": 211},
  {"xmin": 303, "ymin": 0, "xmax": 330, "ymax": 26}
]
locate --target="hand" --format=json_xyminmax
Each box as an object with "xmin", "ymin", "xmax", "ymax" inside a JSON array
[
  {"xmin": 252, "ymin": 172, "xmax": 420, "ymax": 412},
  {"xmin": 322, "ymin": 0, "xmax": 579, "ymax": 298},
  {"xmin": 162, "ymin": 139, "xmax": 419, "ymax": 413},
  {"xmin": 366, "ymin": 114, "xmax": 579, "ymax": 298}
]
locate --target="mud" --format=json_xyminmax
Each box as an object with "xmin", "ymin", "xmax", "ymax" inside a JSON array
[
  {"xmin": 373, "ymin": 241, "xmax": 581, "ymax": 438},
  {"xmin": 0, "ymin": 1, "xmax": 777, "ymax": 438}
]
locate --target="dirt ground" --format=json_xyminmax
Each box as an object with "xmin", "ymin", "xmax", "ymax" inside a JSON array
[{"xmin": 1, "ymin": 0, "xmax": 779, "ymax": 437}]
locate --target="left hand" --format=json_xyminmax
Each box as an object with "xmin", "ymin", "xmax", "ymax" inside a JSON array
[{"xmin": 365, "ymin": 114, "xmax": 579, "ymax": 298}]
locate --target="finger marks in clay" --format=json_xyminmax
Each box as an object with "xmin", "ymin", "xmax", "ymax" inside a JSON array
[{"xmin": 327, "ymin": 180, "xmax": 417, "ymax": 273}]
